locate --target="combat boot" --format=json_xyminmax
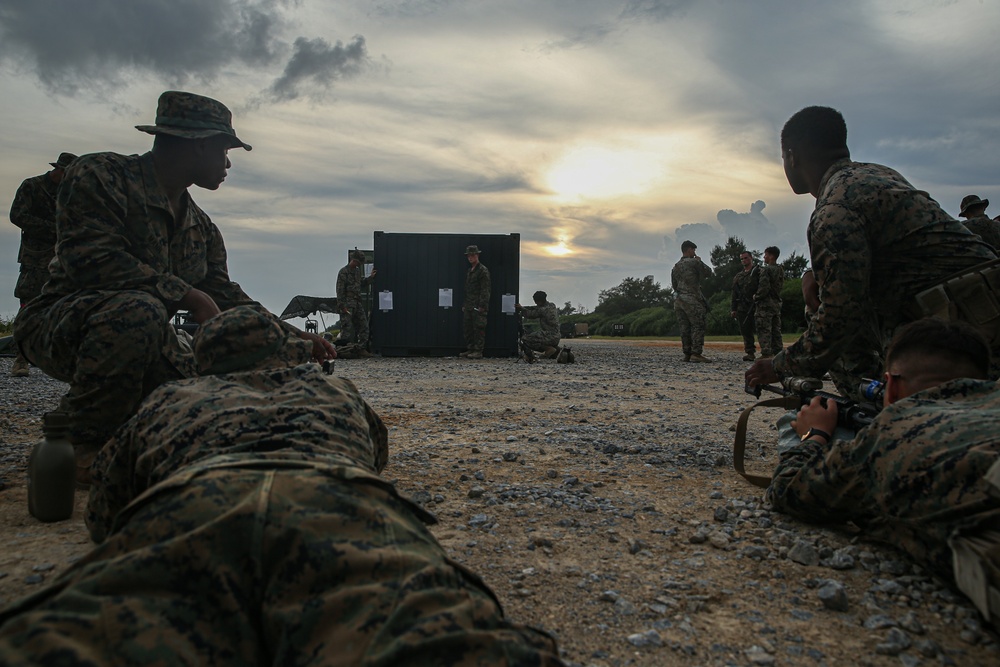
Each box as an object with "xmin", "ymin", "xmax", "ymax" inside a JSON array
[
  {"xmin": 683, "ymin": 354, "xmax": 691, "ymax": 362},
  {"xmin": 10, "ymin": 354, "xmax": 29, "ymax": 377},
  {"xmin": 458, "ymin": 351, "xmax": 470, "ymax": 358},
  {"xmin": 689, "ymin": 353, "xmax": 712, "ymax": 363},
  {"xmin": 742, "ymin": 353, "xmax": 755, "ymax": 362},
  {"xmin": 466, "ymin": 351, "xmax": 483, "ymax": 359},
  {"xmin": 542, "ymin": 346, "xmax": 559, "ymax": 359}
]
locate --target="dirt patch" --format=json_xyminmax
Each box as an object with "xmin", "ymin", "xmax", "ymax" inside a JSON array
[{"xmin": 0, "ymin": 341, "xmax": 996, "ymax": 666}]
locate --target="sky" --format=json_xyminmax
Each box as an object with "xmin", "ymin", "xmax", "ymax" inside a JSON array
[{"xmin": 1, "ymin": 0, "xmax": 998, "ymax": 329}]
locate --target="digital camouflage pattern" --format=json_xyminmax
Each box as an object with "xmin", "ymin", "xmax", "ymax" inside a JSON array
[
  {"xmin": 9, "ymin": 171, "xmax": 59, "ymax": 301},
  {"xmin": 767, "ymin": 377, "xmax": 1000, "ymax": 580},
  {"xmin": 0, "ymin": 307, "xmax": 561, "ymax": 666},
  {"xmin": 754, "ymin": 263, "xmax": 784, "ymax": 356},
  {"xmin": 463, "ymin": 262, "xmax": 491, "ymax": 353},
  {"xmin": 336, "ymin": 261, "xmax": 374, "ymax": 346},
  {"xmin": 730, "ymin": 265, "xmax": 759, "ymax": 355},
  {"xmin": 963, "ymin": 214, "xmax": 1000, "ymax": 252},
  {"xmin": 521, "ymin": 301, "xmax": 560, "ymax": 351},
  {"xmin": 671, "ymin": 256, "xmax": 712, "ymax": 356},
  {"xmin": 773, "ymin": 159, "xmax": 997, "ymax": 383},
  {"xmin": 13, "ymin": 151, "xmax": 266, "ymax": 446}
]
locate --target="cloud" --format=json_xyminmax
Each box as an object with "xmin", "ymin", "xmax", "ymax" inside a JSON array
[
  {"xmin": 266, "ymin": 35, "xmax": 370, "ymax": 101},
  {"xmin": 619, "ymin": 0, "xmax": 697, "ymax": 22}
]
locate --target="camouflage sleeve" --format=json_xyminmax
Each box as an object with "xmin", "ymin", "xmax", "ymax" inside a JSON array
[
  {"xmin": 86, "ymin": 424, "xmax": 145, "ymax": 543},
  {"xmin": 774, "ymin": 204, "xmax": 871, "ymax": 379},
  {"xmin": 730, "ymin": 274, "xmax": 740, "ymax": 311},
  {"xmin": 336, "ymin": 266, "xmax": 348, "ymax": 303},
  {"xmin": 765, "ymin": 430, "xmax": 871, "ymax": 524},
  {"xmin": 670, "ymin": 264, "xmax": 679, "ymax": 292},
  {"xmin": 190, "ymin": 217, "xmax": 255, "ymax": 311},
  {"xmin": 521, "ymin": 305, "xmax": 540, "ymax": 320},
  {"xmin": 699, "ymin": 259, "xmax": 713, "ymax": 281},
  {"xmin": 475, "ymin": 266, "xmax": 491, "ymax": 310},
  {"xmin": 54, "ymin": 156, "xmax": 192, "ymax": 302},
  {"xmin": 8, "ymin": 178, "xmax": 53, "ymax": 236}
]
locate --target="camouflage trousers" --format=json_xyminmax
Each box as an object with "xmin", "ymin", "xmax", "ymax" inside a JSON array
[
  {"xmin": 13, "ymin": 290, "xmax": 185, "ymax": 446},
  {"xmin": 754, "ymin": 302, "xmax": 782, "ymax": 356},
  {"xmin": 463, "ymin": 308, "xmax": 488, "ymax": 353},
  {"xmin": 735, "ymin": 308, "xmax": 756, "ymax": 355},
  {"xmin": 0, "ymin": 466, "xmax": 562, "ymax": 666},
  {"xmin": 674, "ymin": 298, "xmax": 706, "ymax": 356},
  {"xmin": 338, "ymin": 301, "xmax": 370, "ymax": 347},
  {"xmin": 521, "ymin": 330, "xmax": 559, "ymax": 353}
]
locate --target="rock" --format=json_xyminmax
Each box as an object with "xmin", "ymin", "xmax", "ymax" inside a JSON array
[
  {"xmin": 817, "ymin": 581, "xmax": 849, "ymax": 612},
  {"xmin": 787, "ymin": 540, "xmax": 819, "ymax": 566},
  {"xmin": 625, "ymin": 630, "xmax": 662, "ymax": 648}
]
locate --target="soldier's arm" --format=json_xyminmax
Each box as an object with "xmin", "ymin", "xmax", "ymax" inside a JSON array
[
  {"xmin": 479, "ymin": 268, "xmax": 491, "ymax": 310},
  {"xmin": 85, "ymin": 425, "xmax": 143, "ymax": 543},
  {"xmin": 774, "ymin": 205, "xmax": 871, "ymax": 379},
  {"xmin": 188, "ymin": 216, "xmax": 255, "ymax": 312}
]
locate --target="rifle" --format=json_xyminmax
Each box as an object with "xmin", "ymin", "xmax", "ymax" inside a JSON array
[
  {"xmin": 515, "ymin": 311, "xmax": 537, "ymax": 364},
  {"xmin": 733, "ymin": 376, "xmax": 882, "ymax": 487}
]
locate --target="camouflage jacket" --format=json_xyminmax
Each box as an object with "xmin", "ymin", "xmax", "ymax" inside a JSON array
[
  {"xmin": 9, "ymin": 172, "xmax": 60, "ymax": 300},
  {"xmin": 86, "ymin": 365, "xmax": 388, "ymax": 543},
  {"xmin": 464, "ymin": 263, "xmax": 491, "ymax": 311},
  {"xmin": 730, "ymin": 265, "xmax": 759, "ymax": 313},
  {"xmin": 962, "ymin": 214, "xmax": 1000, "ymax": 252},
  {"xmin": 774, "ymin": 160, "xmax": 996, "ymax": 380},
  {"xmin": 336, "ymin": 263, "xmax": 373, "ymax": 309},
  {"xmin": 767, "ymin": 378, "xmax": 1000, "ymax": 579},
  {"xmin": 754, "ymin": 263, "xmax": 784, "ymax": 307},
  {"xmin": 41, "ymin": 151, "xmax": 255, "ymax": 312},
  {"xmin": 521, "ymin": 301, "xmax": 560, "ymax": 338},
  {"xmin": 671, "ymin": 256, "xmax": 712, "ymax": 306}
]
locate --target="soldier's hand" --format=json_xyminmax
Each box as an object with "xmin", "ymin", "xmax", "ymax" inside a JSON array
[
  {"xmin": 730, "ymin": 310, "xmax": 737, "ymax": 319},
  {"xmin": 298, "ymin": 330, "xmax": 336, "ymax": 361},
  {"xmin": 178, "ymin": 288, "xmax": 221, "ymax": 323},
  {"xmin": 370, "ymin": 268, "xmax": 378, "ymax": 278},
  {"xmin": 744, "ymin": 357, "xmax": 779, "ymax": 388},
  {"xmin": 791, "ymin": 395, "xmax": 837, "ymax": 440}
]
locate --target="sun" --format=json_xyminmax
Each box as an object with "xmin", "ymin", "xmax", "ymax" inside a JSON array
[
  {"xmin": 545, "ymin": 145, "xmax": 665, "ymax": 201},
  {"xmin": 544, "ymin": 241, "xmax": 572, "ymax": 256}
]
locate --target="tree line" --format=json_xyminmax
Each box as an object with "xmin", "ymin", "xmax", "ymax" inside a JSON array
[{"xmin": 560, "ymin": 236, "xmax": 809, "ymax": 338}]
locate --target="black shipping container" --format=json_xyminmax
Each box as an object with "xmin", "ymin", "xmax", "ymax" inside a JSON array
[{"xmin": 370, "ymin": 232, "xmax": 520, "ymax": 357}]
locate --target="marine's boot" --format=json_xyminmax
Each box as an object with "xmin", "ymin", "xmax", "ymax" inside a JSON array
[
  {"xmin": 683, "ymin": 354, "xmax": 691, "ymax": 362},
  {"xmin": 542, "ymin": 346, "xmax": 559, "ymax": 359},
  {"xmin": 10, "ymin": 354, "xmax": 29, "ymax": 377},
  {"xmin": 466, "ymin": 351, "xmax": 483, "ymax": 359},
  {"xmin": 742, "ymin": 353, "xmax": 755, "ymax": 362},
  {"xmin": 689, "ymin": 353, "xmax": 712, "ymax": 363}
]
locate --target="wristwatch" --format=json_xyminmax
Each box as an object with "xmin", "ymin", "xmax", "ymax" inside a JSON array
[{"xmin": 801, "ymin": 427, "xmax": 831, "ymax": 443}]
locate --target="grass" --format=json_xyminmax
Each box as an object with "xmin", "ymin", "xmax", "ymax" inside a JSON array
[{"xmin": 0, "ymin": 314, "xmax": 13, "ymax": 337}]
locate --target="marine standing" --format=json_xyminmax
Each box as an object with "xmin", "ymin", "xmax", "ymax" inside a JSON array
[
  {"xmin": 8, "ymin": 152, "xmax": 77, "ymax": 378},
  {"xmin": 336, "ymin": 248, "xmax": 377, "ymax": 351},
  {"xmin": 754, "ymin": 246, "xmax": 784, "ymax": 359},
  {"xmin": 461, "ymin": 245, "xmax": 491, "ymax": 359},
  {"xmin": 958, "ymin": 194, "xmax": 1000, "ymax": 252},
  {"xmin": 730, "ymin": 251, "xmax": 759, "ymax": 361},
  {"xmin": 671, "ymin": 240, "xmax": 713, "ymax": 363}
]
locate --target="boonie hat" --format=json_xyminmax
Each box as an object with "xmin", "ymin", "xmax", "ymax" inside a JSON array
[
  {"xmin": 351, "ymin": 249, "xmax": 366, "ymax": 262},
  {"xmin": 136, "ymin": 91, "xmax": 252, "ymax": 151},
  {"xmin": 960, "ymin": 194, "xmax": 990, "ymax": 216},
  {"xmin": 49, "ymin": 152, "xmax": 78, "ymax": 170},
  {"xmin": 465, "ymin": 245, "xmax": 482, "ymax": 255},
  {"xmin": 194, "ymin": 306, "xmax": 311, "ymax": 375}
]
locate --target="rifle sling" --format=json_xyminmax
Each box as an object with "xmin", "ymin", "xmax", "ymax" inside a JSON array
[{"xmin": 733, "ymin": 395, "xmax": 800, "ymax": 488}]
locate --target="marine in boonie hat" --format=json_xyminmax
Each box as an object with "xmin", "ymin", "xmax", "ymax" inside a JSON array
[
  {"xmin": 49, "ymin": 152, "xmax": 78, "ymax": 170},
  {"xmin": 136, "ymin": 91, "xmax": 252, "ymax": 151},
  {"xmin": 194, "ymin": 306, "xmax": 311, "ymax": 375},
  {"xmin": 464, "ymin": 245, "xmax": 482, "ymax": 255},
  {"xmin": 351, "ymin": 249, "xmax": 366, "ymax": 263},
  {"xmin": 960, "ymin": 194, "xmax": 990, "ymax": 217}
]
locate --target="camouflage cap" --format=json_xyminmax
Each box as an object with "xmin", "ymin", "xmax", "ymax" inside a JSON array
[
  {"xmin": 960, "ymin": 194, "xmax": 990, "ymax": 216},
  {"xmin": 465, "ymin": 245, "xmax": 482, "ymax": 255},
  {"xmin": 49, "ymin": 152, "xmax": 78, "ymax": 170},
  {"xmin": 136, "ymin": 91, "xmax": 252, "ymax": 151},
  {"xmin": 194, "ymin": 306, "xmax": 311, "ymax": 375},
  {"xmin": 351, "ymin": 249, "xmax": 366, "ymax": 262}
]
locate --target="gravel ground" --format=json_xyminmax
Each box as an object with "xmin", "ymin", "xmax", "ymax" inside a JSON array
[{"xmin": 0, "ymin": 339, "xmax": 998, "ymax": 666}]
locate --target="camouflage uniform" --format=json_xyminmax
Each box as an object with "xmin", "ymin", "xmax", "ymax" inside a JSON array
[
  {"xmin": 962, "ymin": 214, "xmax": 1000, "ymax": 252},
  {"xmin": 336, "ymin": 260, "xmax": 374, "ymax": 346},
  {"xmin": 730, "ymin": 265, "xmax": 759, "ymax": 356},
  {"xmin": 0, "ymin": 307, "xmax": 562, "ymax": 666},
  {"xmin": 671, "ymin": 256, "xmax": 712, "ymax": 356},
  {"xmin": 463, "ymin": 262, "xmax": 491, "ymax": 354},
  {"xmin": 520, "ymin": 301, "xmax": 560, "ymax": 351},
  {"xmin": 773, "ymin": 160, "xmax": 997, "ymax": 395},
  {"xmin": 767, "ymin": 377, "xmax": 1000, "ymax": 584},
  {"xmin": 13, "ymin": 151, "xmax": 260, "ymax": 447},
  {"xmin": 9, "ymin": 171, "xmax": 59, "ymax": 302},
  {"xmin": 754, "ymin": 262, "xmax": 784, "ymax": 356}
]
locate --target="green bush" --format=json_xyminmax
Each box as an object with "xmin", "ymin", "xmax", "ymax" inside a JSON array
[{"xmin": 0, "ymin": 314, "xmax": 13, "ymax": 337}]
